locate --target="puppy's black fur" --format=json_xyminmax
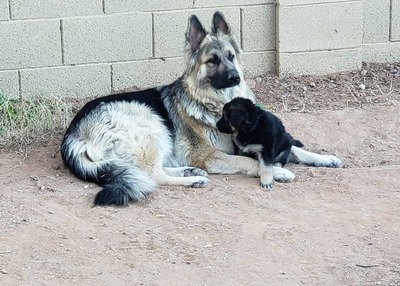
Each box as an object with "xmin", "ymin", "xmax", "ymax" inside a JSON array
[{"xmin": 217, "ymin": 97, "xmax": 303, "ymax": 188}]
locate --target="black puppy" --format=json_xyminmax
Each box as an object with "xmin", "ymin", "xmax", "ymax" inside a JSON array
[{"xmin": 216, "ymin": 97, "xmax": 303, "ymax": 189}]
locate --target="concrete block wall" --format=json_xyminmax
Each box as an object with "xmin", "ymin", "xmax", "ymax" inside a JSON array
[
  {"xmin": 277, "ymin": 0, "xmax": 400, "ymax": 76},
  {"xmin": 0, "ymin": 1, "xmax": 276, "ymax": 99},
  {"xmin": 0, "ymin": 0, "xmax": 399, "ymax": 99},
  {"xmin": 277, "ymin": 0, "xmax": 363, "ymax": 75},
  {"xmin": 362, "ymin": 0, "xmax": 400, "ymax": 63}
]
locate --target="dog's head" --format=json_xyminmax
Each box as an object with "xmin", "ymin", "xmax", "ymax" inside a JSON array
[
  {"xmin": 184, "ymin": 12, "xmax": 243, "ymax": 90},
  {"xmin": 217, "ymin": 97, "xmax": 259, "ymax": 134}
]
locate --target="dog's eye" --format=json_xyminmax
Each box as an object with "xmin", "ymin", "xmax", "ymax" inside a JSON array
[
  {"xmin": 227, "ymin": 52, "xmax": 235, "ymax": 62},
  {"xmin": 207, "ymin": 55, "xmax": 220, "ymax": 65}
]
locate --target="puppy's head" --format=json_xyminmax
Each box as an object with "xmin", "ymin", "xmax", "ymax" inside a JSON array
[{"xmin": 217, "ymin": 97, "xmax": 258, "ymax": 134}]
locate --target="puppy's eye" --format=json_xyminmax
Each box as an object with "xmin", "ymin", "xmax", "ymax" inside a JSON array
[
  {"xmin": 207, "ymin": 55, "xmax": 220, "ymax": 65},
  {"xmin": 227, "ymin": 52, "xmax": 235, "ymax": 62}
]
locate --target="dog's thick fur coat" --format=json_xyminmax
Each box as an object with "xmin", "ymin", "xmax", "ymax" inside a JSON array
[
  {"xmin": 61, "ymin": 12, "xmax": 342, "ymax": 206},
  {"xmin": 217, "ymin": 97, "xmax": 304, "ymax": 189}
]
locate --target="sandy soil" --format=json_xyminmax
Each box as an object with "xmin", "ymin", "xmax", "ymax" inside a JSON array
[{"xmin": 1, "ymin": 63, "xmax": 400, "ymax": 286}]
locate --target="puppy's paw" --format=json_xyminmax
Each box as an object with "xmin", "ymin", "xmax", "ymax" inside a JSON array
[
  {"xmin": 260, "ymin": 180, "xmax": 273, "ymax": 190},
  {"xmin": 184, "ymin": 168, "xmax": 208, "ymax": 177},
  {"xmin": 190, "ymin": 176, "xmax": 209, "ymax": 188},
  {"xmin": 273, "ymin": 167, "xmax": 295, "ymax": 182}
]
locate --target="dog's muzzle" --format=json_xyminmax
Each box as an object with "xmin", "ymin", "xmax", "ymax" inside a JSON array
[
  {"xmin": 210, "ymin": 69, "xmax": 241, "ymax": 89},
  {"xmin": 227, "ymin": 69, "xmax": 240, "ymax": 86}
]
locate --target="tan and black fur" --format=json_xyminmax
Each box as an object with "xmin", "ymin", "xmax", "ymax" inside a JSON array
[
  {"xmin": 61, "ymin": 12, "xmax": 342, "ymax": 206},
  {"xmin": 217, "ymin": 97, "xmax": 305, "ymax": 189}
]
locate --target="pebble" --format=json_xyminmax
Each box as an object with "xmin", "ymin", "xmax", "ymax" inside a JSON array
[
  {"xmin": 359, "ymin": 84, "xmax": 366, "ymax": 90},
  {"xmin": 1, "ymin": 269, "xmax": 8, "ymax": 275},
  {"xmin": 301, "ymin": 86, "xmax": 307, "ymax": 92},
  {"xmin": 52, "ymin": 164, "xmax": 60, "ymax": 170},
  {"xmin": 360, "ymin": 69, "xmax": 367, "ymax": 77},
  {"xmin": 328, "ymin": 83, "xmax": 337, "ymax": 89},
  {"xmin": 255, "ymin": 77, "xmax": 262, "ymax": 83},
  {"xmin": 309, "ymin": 82, "xmax": 316, "ymax": 88},
  {"xmin": 246, "ymin": 79, "xmax": 256, "ymax": 89}
]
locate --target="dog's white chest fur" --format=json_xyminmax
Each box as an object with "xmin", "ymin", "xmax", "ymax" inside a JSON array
[{"xmin": 232, "ymin": 134, "xmax": 263, "ymax": 154}]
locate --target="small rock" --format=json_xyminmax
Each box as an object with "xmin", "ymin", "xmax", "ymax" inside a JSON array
[
  {"xmin": 30, "ymin": 176, "xmax": 39, "ymax": 181},
  {"xmin": 301, "ymin": 86, "xmax": 307, "ymax": 92},
  {"xmin": 309, "ymin": 82, "xmax": 316, "ymax": 88},
  {"xmin": 360, "ymin": 69, "xmax": 367, "ymax": 77},
  {"xmin": 52, "ymin": 164, "xmax": 60, "ymax": 170},
  {"xmin": 1, "ymin": 269, "xmax": 8, "ymax": 275},
  {"xmin": 359, "ymin": 84, "xmax": 366, "ymax": 90},
  {"xmin": 246, "ymin": 79, "xmax": 256, "ymax": 89},
  {"xmin": 328, "ymin": 83, "xmax": 337, "ymax": 89},
  {"xmin": 255, "ymin": 77, "xmax": 262, "ymax": 83}
]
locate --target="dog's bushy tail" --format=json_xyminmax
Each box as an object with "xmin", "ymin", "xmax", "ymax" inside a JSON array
[
  {"xmin": 61, "ymin": 136, "xmax": 156, "ymax": 206},
  {"xmin": 93, "ymin": 162, "xmax": 156, "ymax": 206}
]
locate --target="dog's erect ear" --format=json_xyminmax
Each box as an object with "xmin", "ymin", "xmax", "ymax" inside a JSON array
[
  {"xmin": 212, "ymin": 11, "xmax": 231, "ymax": 35},
  {"xmin": 186, "ymin": 15, "xmax": 207, "ymax": 52}
]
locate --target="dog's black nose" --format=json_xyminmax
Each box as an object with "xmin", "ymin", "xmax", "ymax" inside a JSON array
[{"xmin": 228, "ymin": 70, "xmax": 240, "ymax": 84}]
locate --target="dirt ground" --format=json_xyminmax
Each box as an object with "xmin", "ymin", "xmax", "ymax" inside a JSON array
[{"xmin": 1, "ymin": 63, "xmax": 400, "ymax": 286}]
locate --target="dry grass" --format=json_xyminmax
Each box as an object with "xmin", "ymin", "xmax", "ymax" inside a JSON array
[{"xmin": 0, "ymin": 93, "xmax": 80, "ymax": 151}]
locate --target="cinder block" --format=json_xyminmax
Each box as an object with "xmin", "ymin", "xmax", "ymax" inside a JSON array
[
  {"xmin": 278, "ymin": 48, "xmax": 362, "ymax": 76},
  {"xmin": 362, "ymin": 42, "xmax": 400, "ymax": 62},
  {"xmin": 363, "ymin": 0, "xmax": 390, "ymax": 43},
  {"xmin": 0, "ymin": 19, "xmax": 61, "ymax": 69},
  {"xmin": 153, "ymin": 8, "xmax": 240, "ymax": 58},
  {"xmin": 242, "ymin": 51, "xmax": 276, "ymax": 77},
  {"xmin": 104, "ymin": 0, "xmax": 192, "ymax": 13},
  {"xmin": 0, "ymin": 71, "xmax": 19, "ymax": 99},
  {"xmin": 194, "ymin": 0, "xmax": 274, "ymax": 7},
  {"xmin": 63, "ymin": 13, "xmax": 152, "ymax": 65},
  {"xmin": 0, "ymin": 0, "xmax": 8, "ymax": 20},
  {"xmin": 112, "ymin": 57, "xmax": 185, "ymax": 90},
  {"xmin": 392, "ymin": 0, "xmax": 400, "ymax": 41},
  {"xmin": 10, "ymin": 0, "xmax": 102, "ymax": 19},
  {"xmin": 278, "ymin": 1, "xmax": 362, "ymax": 52},
  {"xmin": 279, "ymin": 0, "xmax": 349, "ymax": 5},
  {"xmin": 241, "ymin": 5, "xmax": 275, "ymax": 52},
  {"xmin": 20, "ymin": 64, "xmax": 111, "ymax": 98}
]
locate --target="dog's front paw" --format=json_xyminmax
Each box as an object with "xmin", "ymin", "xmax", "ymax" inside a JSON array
[
  {"xmin": 190, "ymin": 176, "xmax": 209, "ymax": 188},
  {"xmin": 184, "ymin": 168, "xmax": 208, "ymax": 177},
  {"xmin": 314, "ymin": 155, "xmax": 343, "ymax": 168},
  {"xmin": 261, "ymin": 180, "xmax": 273, "ymax": 190}
]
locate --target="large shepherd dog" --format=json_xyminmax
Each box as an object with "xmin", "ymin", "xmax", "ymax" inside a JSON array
[{"xmin": 61, "ymin": 12, "xmax": 342, "ymax": 206}]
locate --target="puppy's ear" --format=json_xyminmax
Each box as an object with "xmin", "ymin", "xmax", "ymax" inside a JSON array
[
  {"xmin": 212, "ymin": 11, "xmax": 231, "ymax": 35},
  {"xmin": 245, "ymin": 101, "xmax": 261, "ymax": 128},
  {"xmin": 186, "ymin": 15, "xmax": 207, "ymax": 52},
  {"xmin": 228, "ymin": 109, "xmax": 246, "ymax": 129}
]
